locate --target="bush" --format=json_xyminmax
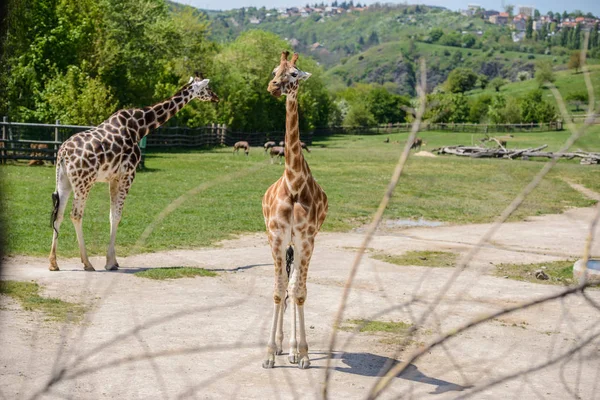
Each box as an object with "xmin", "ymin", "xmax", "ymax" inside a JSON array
[
  {"xmin": 517, "ymin": 71, "xmax": 530, "ymax": 81},
  {"xmin": 444, "ymin": 68, "xmax": 478, "ymax": 93},
  {"xmin": 527, "ymin": 54, "xmax": 535, "ymax": 59},
  {"xmin": 535, "ymin": 60, "xmax": 555, "ymax": 87},
  {"xmin": 489, "ymin": 77, "xmax": 506, "ymax": 92}
]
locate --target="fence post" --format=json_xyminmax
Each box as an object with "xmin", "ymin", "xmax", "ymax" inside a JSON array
[
  {"xmin": 53, "ymin": 119, "xmax": 60, "ymax": 165},
  {"xmin": 1, "ymin": 116, "xmax": 6, "ymax": 164}
]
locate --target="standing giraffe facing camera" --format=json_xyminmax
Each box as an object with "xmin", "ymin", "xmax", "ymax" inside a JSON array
[
  {"xmin": 262, "ymin": 51, "xmax": 328, "ymax": 369},
  {"xmin": 49, "ymin": 74, "xmax": 219, "ymax": 272}
]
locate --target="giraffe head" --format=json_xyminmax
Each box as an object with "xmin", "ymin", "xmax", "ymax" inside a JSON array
[
  {"xmin": 267, "ymin": 51, "xmax": 311, "ymax": 98},
  {"xmin": 187, "ymin": 73, "xmax": 219, "ymax": 102}
]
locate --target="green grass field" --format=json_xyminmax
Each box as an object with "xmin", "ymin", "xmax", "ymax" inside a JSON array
[{"xmin": 1, "ymin": 126, "xmax": 598, "ymax": 258}]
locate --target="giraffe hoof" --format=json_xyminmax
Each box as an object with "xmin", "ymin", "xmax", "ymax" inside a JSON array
[
  {"xmin": 288, "ymin": 353, "xmax": 299, "ymax": 364},
  {"xmin": 84, "ymin": 265, "xmax": 95, "ymax": 271},
  {"xmin": 298, "ymin": 357, "xmax": 310, "ymax": 369},
  {"xmin": 262, "ymin": 359, "xmax": 275, "ymax": 369},
  {"xmin": 49, "ymin": 264, "xmax": 60, "ymax": 272},
  {"xmin": 275, "ymin": 349, "xmax": 283, "ymax": 356},
  {"xmin": 105, "ymin": 264, "xmax": 119, "ymax": 271}
]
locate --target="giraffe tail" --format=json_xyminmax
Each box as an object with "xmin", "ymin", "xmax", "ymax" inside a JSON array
[
  {"xmin": 50, "ymin": 191, "xmax": 59, "ymax": 235},
  {"xmin": 283, "ymin": 245, "xmax": 294, "ymax": 313}
]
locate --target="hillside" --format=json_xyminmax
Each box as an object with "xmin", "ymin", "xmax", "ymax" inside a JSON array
[
  {"xmin": 466, "ymin": 64, "xmax": 600, "ymax": 112},
  {"xmin": 183, "ymin": 3, "xmax": 599, "ymax": 97},
  {"xmin": 324, "ymin": 41, "xmax": 558, "ymax": 96}
]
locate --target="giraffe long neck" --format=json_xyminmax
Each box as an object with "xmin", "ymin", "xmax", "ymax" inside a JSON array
[
  {"xmin": 138, "ymin": 87, "xmax": 194, "ymax": 139},
  {"xmin": 284, "ymin": 92, "xmax": 306, "ymax": 187}
]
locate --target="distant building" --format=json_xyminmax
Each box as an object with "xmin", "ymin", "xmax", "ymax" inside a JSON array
[
  {"xmin": 512, "ymin": 31, "xmax": 526, "ymax": 42},
  {"xmin": 532, "ymin": 20, "xmax": 543, "ymax": 31},
  {"xmin": 517, "ymin": 5, "xmax": 535, "ymax": 17},
  {"xmin": 249, "ymin": 17, "xmax": 261, "ymax": 24},
  {"xmin": 490, "ymin": 12, "xmax": 509, "ymax": 25},
  {"xmin": 513, "ymin": 16, "xmax": 526, "ymax": 31},
  {"xmin": 483, "ymin": 10, "xmax": 500, "ymax": 18}
]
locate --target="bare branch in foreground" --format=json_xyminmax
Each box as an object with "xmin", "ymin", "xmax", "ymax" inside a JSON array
[{"xmin": 322, "ymin": 58, "xmax": 428, "ymax": 398}]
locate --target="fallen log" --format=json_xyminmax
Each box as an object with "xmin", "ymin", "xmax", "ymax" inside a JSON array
[{"xmin": 434, "ymin": 144, "xmax": 599, "ymax": 164}]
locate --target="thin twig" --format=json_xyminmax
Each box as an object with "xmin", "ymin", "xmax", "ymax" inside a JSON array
[{"xmin": 322, "ymin": 58, "xmax": 428, "ymax": 399}]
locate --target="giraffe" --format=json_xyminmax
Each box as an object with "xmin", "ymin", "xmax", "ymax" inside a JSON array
[
  {"xmin": 49, "ymin": 74, "xmax": 218, "ymax": 272},
  {"xmin": 262, "ymin": 51, "xmax": 328, "ymax": 369}
]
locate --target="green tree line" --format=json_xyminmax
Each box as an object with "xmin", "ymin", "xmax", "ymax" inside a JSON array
[{"xmin": 0, "ymin": 0, "xmax": 335, "ymax": 131}]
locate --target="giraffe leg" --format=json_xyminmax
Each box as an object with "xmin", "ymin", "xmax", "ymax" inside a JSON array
[
  {"xmin": 71, "ymin": 188, "xmax": 94, "ymax": 271},
  {"xmin": 105, "ymin": 175, "xmax": 133, "ymax": 270},
  {"xmin": 49, "ymin": 171, "xmax": 72, "ymax": 271},
  {"xmin": 275, "ymin": 298, "xmax": 284, "ymax": 355},
  {"xmin": 263, "ymin": 235, "xmax": 288, "ymax": 369},
  {"xmin": 290, "ymin": 236, "xmax": 314, "ymax": 369},
  {"xmin": 288, "ymin": 286, "xmax": 298, "ymax": 363}
]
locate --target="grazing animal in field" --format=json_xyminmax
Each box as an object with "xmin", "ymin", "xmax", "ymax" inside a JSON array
[
  {"xmin": 28, "ymin": 143, "xmax": 49, "ymax": 166},
  {"xmin": 49, "ymin": 74, "xmax": 218, "ymax": 272},
  {"xmin": 262, "ymin": 51, "xmax": 328, "ymax": 369},
  {"xmin": 264, "ymin": 141, "xmax": 276, "ymax": 153},
  {"xmin": 384, "ymin": 137, "xmax": 390, "ymax": 143},
  {"xmin": 233, "ymin": 141, "xmax": 250, "ymax": 156},
  {"xmin": 279, "ymin": 140, "xmax": 311, "ymax": 153},
  {"xmin": 269, "ymin": 146, "xmax": 285, "ymax": 164},
  {"xmin": 300, "ymin": 141, "xmax": 310, "ymax": 153},
  {"xmin": 410, "ymin": 137, "xmax": 426, "ymax": 151}
]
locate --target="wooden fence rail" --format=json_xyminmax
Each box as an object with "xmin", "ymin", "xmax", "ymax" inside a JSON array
[{"xmin": 0, "ymin": 116, "xmax": 577, "ymax": 165}]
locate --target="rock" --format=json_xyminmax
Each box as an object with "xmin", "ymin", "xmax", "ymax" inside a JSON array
[
  {"xmin": 534, "ymin": 270, "xmax": 549, "ymax": 280},
  {"xmin": 573, "ymin": 259, "xmax": 600, "ymax": 285}
]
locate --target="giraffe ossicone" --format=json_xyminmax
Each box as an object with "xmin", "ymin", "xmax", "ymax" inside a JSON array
[
  {"xmin": 48, "ymin": 75, "xmax": 218, "ymax": 272},
  {"xmin": 262, "ymin": 51, "xmax": 328, "ymax": 369}
]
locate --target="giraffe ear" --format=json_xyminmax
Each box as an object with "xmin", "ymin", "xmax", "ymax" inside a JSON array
[
  {"xmin": 298, "ymin": 71, "xmax": 312, "ymax": 81},
  {"xmin": 188, "ymin": 77, "xmax": 194, "ymax": 84}
]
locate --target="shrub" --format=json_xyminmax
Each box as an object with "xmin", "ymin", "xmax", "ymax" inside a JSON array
[{"xmin": 517, "ymin": 71, "xmax": 530, "ymax": 81}]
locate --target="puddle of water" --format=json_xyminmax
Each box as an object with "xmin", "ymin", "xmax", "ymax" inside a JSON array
[
  {"xmin": 353, "ymin": 218, "xmax": 444, "ymax": 233},
  {"xmin": 384, "ymin": 219, "xmax": 444, "ymax": 228}
]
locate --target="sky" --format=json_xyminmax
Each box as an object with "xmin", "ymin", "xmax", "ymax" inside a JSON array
[{"xmin": 176, "ymin": 0, "xmax": 600, "ymax": 17}]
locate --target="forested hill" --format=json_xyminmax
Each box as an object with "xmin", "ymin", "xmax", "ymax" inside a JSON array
[
  {"xmin": 176, "ymin": 2, "xmax": 599, "ymax": 96},
  {"xmin": 1, "ymin": 0, "xmax": 598, "ymax": 132}
]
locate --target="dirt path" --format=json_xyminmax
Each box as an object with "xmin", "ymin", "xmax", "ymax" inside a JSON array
[{"xmin": 1, "ymin": 206, "xmax": 600, "ymax": 399}]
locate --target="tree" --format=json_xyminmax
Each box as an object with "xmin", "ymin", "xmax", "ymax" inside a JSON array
[
  {"xmin": 343, "ymin": 103, "xmax": 375, "ymax": 126},
  {"xmin": 566, "ymin": 92, "xmax": 588, "ymax": 112},
  {"xmin": 535, "ymin": 60, "xmax": 555, "ymax": 87},
  {"xmin": 367, "ymin": 87, "xmax": 410, "ymax": 123},
  {"xmin": 505, "ymin": 4, "xmax": 514, "ymax": 17},
  {"xmin": 573, "ymin": 23, "xmax": 582, "ymax": 49},
  {"xmin": 424, "ymin": 93, "xmax": 469, "ymax": 123},
  {"xmin": 367, "ymin": 31, "xmax": 379, "ymax": 46},
  {"xmin": 462, "ymin": 34, "xmax": 477, "ymax": 48},
  {"xmin": 526, "ymin": 17, "xmax": 533, "ymax": 39},
  {"xmin": 477, "ymin": 74, "xmax": 489, "ymax": 90},
  {"xmin": 429, "ymin": 28, "xmax": 444, "ymax": 42},
  {"xmin": 490, "ymin": 77, "xmax": 505, "ymax": 92},
  {"xmin": 534, "ymin": 9, "xmax": 540, "ymax": 19},
  {"xmin": 468, "ymin": 94, "xmax": 492, "ymax": 123},
  {"xmin": 517, "ymin": 71, "xmax": 530, "ymax": 81},
  {"xmin": 568, "ymin": 51, "xmax": 582, "ymax": 73},
  {"xmin": 444, "ymin": 68, "xmax": 478, "ymax": 93}
]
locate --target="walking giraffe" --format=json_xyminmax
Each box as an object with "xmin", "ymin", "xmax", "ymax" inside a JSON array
[
  {"xmin": 262, "ymin": 51, "xmax": 328, "ymax": 369},
  {"xmin": 49, "ymin": 75, "xmax": 218, "ymax": 271}
]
